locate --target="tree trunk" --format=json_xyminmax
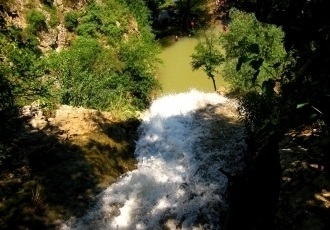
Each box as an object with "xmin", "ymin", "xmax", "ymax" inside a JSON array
[{"xmin": 210, "ymin": 75, "xmax": 217, "ymax": 91}]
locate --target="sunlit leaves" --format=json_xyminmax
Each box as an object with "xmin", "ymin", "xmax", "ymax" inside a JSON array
[
  {"xmin": 191, "ymin": 34, "xmax": 224, "ymax": 91},
  {"xmin": 220, "ymin": 9, "xmax": 289, "ymax": 92},
  {"xmin": 49, "ymin": 0, "xmax": 160, "ymax": 111}
]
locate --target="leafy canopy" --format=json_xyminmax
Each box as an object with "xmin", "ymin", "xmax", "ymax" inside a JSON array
[
  {"xmin": 220, "ymin": 9, "xmax": 291, "ymax": 92},
  {"xmin": 191, "ymin": 34, "xmax": 224, "ymax": 91}
]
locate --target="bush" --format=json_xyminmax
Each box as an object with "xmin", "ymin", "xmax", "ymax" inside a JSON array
[
  {"xmin": 48, "ymin": 14, "xmax": 60, "ymax": 28},
  {"xmin": 64, "ymin": 11, "xmax": 79, "ymax": 32},
  {"xmin": 76, "ymin": 23, "xmax": 98, "ymax": 37},
  {"xmin": 48, "ymin": 0, "xmax": 161, "ymax": 112},
  {"xmin": 49, "ymin": 31, "xmax": 160, "ymax": 111},
  {"xmin": 49, "ymin": 37, "xmax": 119, "ymax": 110},
  {"xmin": 0, "ymin": 26, "xmax": 51, "ymax": 110},
  {"xmin": 26, "ymin": 9, "xmax": 47, "ymax": 34}
]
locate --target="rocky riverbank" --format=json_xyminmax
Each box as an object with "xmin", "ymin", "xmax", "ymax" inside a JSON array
[
  {"xmin": 1, "ymin": 99, "xmax": 329, "ymax": 229},
  {"xmin": 0, "ymin": 104, "xmax": 139, "ymax": 229}
]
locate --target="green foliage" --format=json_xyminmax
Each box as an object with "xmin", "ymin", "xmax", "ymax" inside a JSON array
[
  {"xmin": 64, "ymin": 11, "xmax": 79, "ymax": 31},
  {"xmin": 53, "ymin": 0, "xmax": 160, "ymax": 111},
  {"xmin": 49, "ymin": 32, "xmax": 160, "ymax": 111},
  {"xmin": 48, "ymin": 14, "xmax": 60, "ymax": 28},
  {"xmin": 119, "ymin": 0, "xmax": 150, "ymax": 25},
  {"xmin": 119, "ymin": 36, "xmax": 161, "ymax": 108},
  {"xmin": 7, "ymin": 49, "xmax": 50, "ymax": 104},
  {"xmin": 76, "ymin": 1, "xmax": 126, "ymax": 40},
  {"xmin": 26, "ymin": 9, "xmax": 47, "ymax": 34},
  {"xmin": 220, "ymin": 9, "xmax": 291, "ymax": 92},
  {"xmin": 49, "ymin": 37, "xmax": 107, "ymax": 108},
  {"xmin": 1, "ymin": 0, "xmax": 160, "ymax": 117},
  {"xmin": 238, "ymin": 91, "xmax": 278, "ymax": 136},
  {"xmin": 191, "ymin": 35, "xmax": 224, "ymax": 74},
  {"xmin": 43, "ymin": 5, "xmax": 60, "ymax": 28},
  {"xmin": 20, "ymin": 31, "xmax": 40, "ymax": 53},
  {"xmin": 191, "ymin": 33, "xmax": 225, "ymax": 91},
  {"xmin": 0, "ymin": 29, "xmax": 51, "ymax": 107}
]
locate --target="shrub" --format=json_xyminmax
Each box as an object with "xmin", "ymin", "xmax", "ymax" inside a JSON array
[
  {"xmin": 0, "ymin": 27, "xmax": 50, "ymax": 109},
  {"xmin": 48, "ymin": 14, "xmax": 60, "ymax": 28},
  {"xmin": 64, "ymin": 11, "xmax": 79, "ymax": 32},
  {"xmin": 49, "ymin": 37, "xmax": 115, "ymax": 109},
  {"xmin": 26, "ymin": 9, "xmax": 47, "ymax": 34},
  {"xmin": 49, "ymin": 32, "xmax": 160, "ymax": 111},
  {"xmin": 44, "ymin": 6, "xmax": 60, "ymax": 28},
  {"xmin": 48, "ymin": 0, "xmax": 160, "ymax": 112}
]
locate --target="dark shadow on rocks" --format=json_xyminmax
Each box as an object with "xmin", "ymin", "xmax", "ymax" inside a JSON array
[
  {"xmin": 221, "ymin": 131, "xmax": 282, "ymax": 230},
  {"xmin": 276, "ymin": 127, "xmax": 330, "ymax": 229},
  {"xmin": 0, "ymin": 107, "xmax": 139, "ymax": 230},
  {"xmin": 0, "ymin": 109, "xmax": 99, "ymax": 229},
  {"xmin": 90, "ymin": 111, "xmax": 140, "ymax": 147},
  {"xmin": 71, "ymin": 100, "xmax": 247, "ymax": 229}
]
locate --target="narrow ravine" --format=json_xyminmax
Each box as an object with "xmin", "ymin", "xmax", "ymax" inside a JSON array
[{"xmin": 61, "ymin": 90, "xmax": 247, "ymax": 230}]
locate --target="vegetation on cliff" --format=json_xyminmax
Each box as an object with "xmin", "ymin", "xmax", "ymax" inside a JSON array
[
  {"xmin": 0, "ymin": 0, "xmax": 160, "ymax": 113},
  {"xmin": 0, "ymin": 1, "xmax": 159, "ymax": 229}
]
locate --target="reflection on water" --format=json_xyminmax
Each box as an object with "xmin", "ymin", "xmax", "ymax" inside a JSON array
[{"xmin": 157, "ymin": 35, "xmax": 226, "ymax": 95}]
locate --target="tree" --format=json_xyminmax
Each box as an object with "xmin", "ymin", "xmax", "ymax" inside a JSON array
[
  {"xmin": 224, "ymin": 2, "xmax": 330, "ymax": 229},
  {"xmin": 231, "ymin": 0, "xmax": 330, "ymax": 133},
  {"xmin": 191, "ymin": 34, "xmax": 224, "ymax": 91},
  {"xmin": 219, "ymin": 9, "xmax": 291, "ymax": 92},
  {"xmin": 254, "ymin": 0, "xmax": 330, "ymax": 126}
]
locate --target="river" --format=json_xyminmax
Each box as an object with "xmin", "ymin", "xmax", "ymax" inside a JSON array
[
  {"xmin": 156, "ymin": 34, "xmax": 226, "ymax": 95},
  {"xmin": 61, "ymin": 90, "xmax": 246, "ymax": 230},
  {"xmin": 60, "ymin": 32, "xmax": 244, "ymax": 230}
]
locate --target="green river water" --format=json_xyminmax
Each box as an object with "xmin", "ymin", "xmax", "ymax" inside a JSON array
[{"xmin": 157, "ymin": 35, "xmax": 226, "ymax": 95}]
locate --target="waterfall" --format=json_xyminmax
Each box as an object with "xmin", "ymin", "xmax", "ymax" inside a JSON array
[{"xmin": 62, "ymin": 90, "xmax": 247, "ymax": 230}]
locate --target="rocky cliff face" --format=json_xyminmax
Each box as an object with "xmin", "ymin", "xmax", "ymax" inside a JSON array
[{"xmin": 0, "ymin": 0, "xmax": 87, "ymax": 52}]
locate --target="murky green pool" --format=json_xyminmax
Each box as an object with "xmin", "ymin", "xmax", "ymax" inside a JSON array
[{"xmin": 156, "ymin": 35, "xmax": 226, "ymax": 95}]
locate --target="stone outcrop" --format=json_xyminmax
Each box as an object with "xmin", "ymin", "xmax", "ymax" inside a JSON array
[
  {"xmin": 0, "ymin": 0, "xmax": 78, "ymax": 52},
  {"xmin": 20, "ymin": 103, "xmax": 49, "ymax": 130},
  {"xmin": 20, "ymin": 102, "xmax": 122, "ymax": 140}
]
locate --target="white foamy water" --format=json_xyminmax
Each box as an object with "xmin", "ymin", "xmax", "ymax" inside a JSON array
[{"xmin": 62, "ymin": 90, "xmax": 247, "ymax": 230}]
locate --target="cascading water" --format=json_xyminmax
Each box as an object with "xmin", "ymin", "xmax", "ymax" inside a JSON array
[{"xmin": 61, "ymin": 90, "xmax": 247, "ymax": 230}]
